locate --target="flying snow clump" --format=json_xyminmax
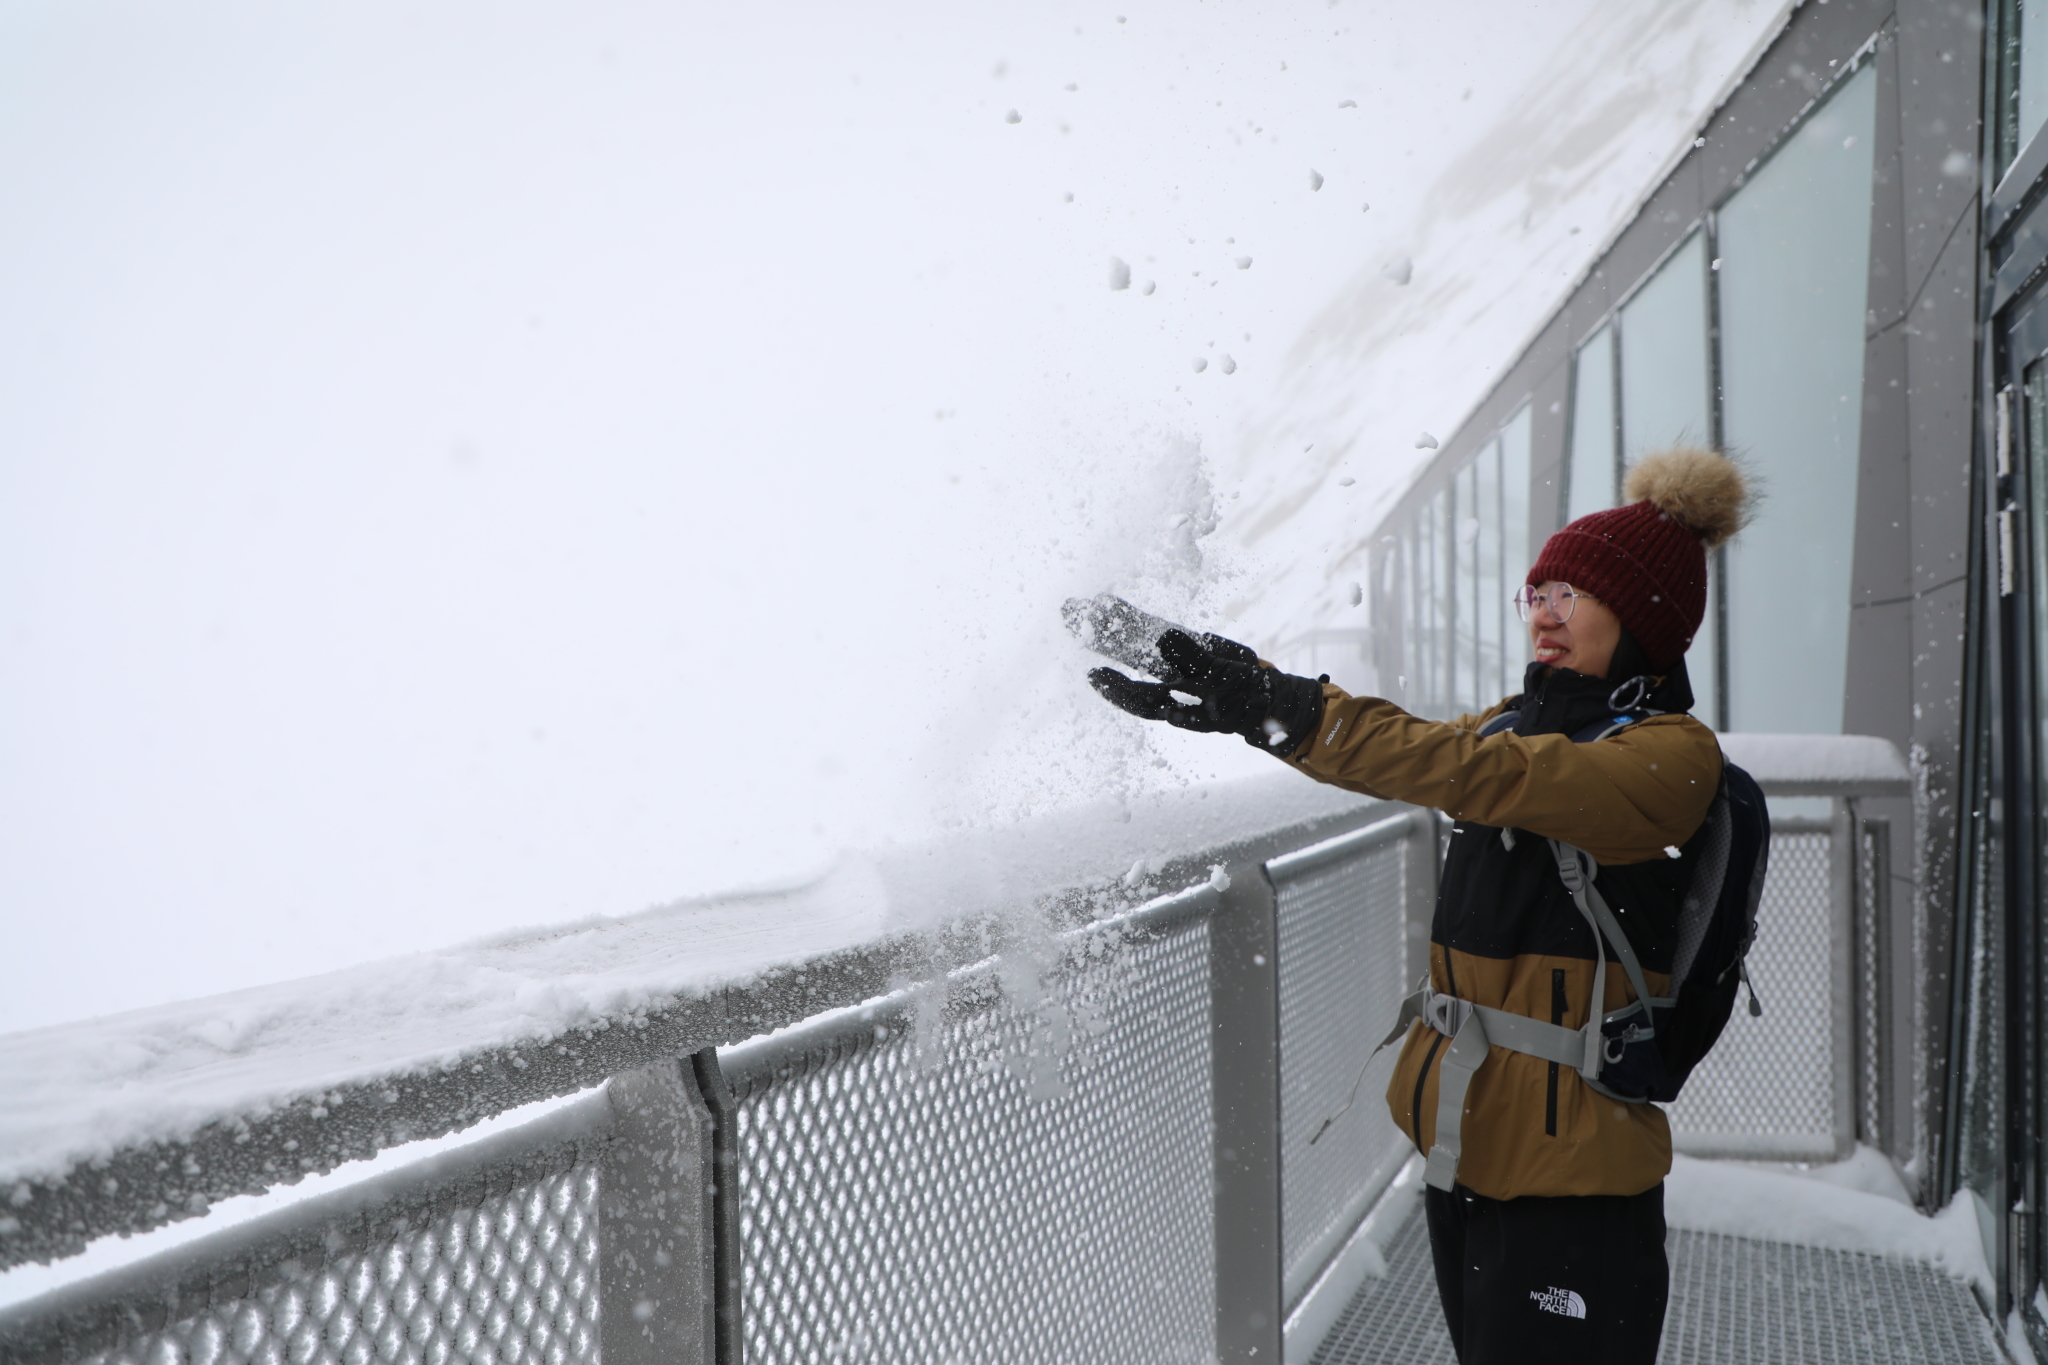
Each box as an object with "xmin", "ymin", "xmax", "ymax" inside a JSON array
[
  {"xmin": 1219, "ymin": 355, "xmax": 1237, "ymax": 375},
  {"xmin": 1108, "ymin": 257, "xmax": 1131, "ymax": 291},
  {"xmin": 1347, "ymin": 582, "xmax": 1363, "ymax": 607},
  {"xmin": 1308, "ymin": 169, "xmax": 1324, "ymax": 191},
  {"xmin": 1234, "ymin": 256, "xmax": 1252, "ymax": 270},
  {"xmin": 1415, "ymin": 432, "xmax": 1439, "ymax": 449},
  {"xmin": 1004, "ymin": 109, "xmax": 1021, "ymax": 124},
  {"xmin": 1337, "ymin": 476, "xmax": 1355, "ymax": 487},
  {"xmin": 1382, "ymin": 256, "xmax": 1413, "ymax": 286},
  {"xmin": 1192, "ymin": 357, "xmax": 1208, "ymax": 373}
]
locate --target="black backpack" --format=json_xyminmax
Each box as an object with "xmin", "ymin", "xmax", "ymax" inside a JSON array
[{"xmin": 1473, "ymin": 704, "xmax": 1772, "ymax": 1103}]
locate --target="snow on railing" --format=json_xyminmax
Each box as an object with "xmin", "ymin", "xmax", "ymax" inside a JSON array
[
  {"xmin": 1717, "ymin": 731, "xmax": 1913, "ymax": 797},
  {"xmin": 0, "ymin": 772, "xmax": 1371, "ymax": 1273}
]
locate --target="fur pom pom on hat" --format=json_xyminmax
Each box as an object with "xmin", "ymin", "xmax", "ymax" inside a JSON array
[{"xmin": 1527, "ymin": 447, "xmax": 1754, "ymax": 671}]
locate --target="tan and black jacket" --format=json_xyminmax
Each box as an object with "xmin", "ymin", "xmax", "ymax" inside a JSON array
[{"xmin": 1283, "ymin": 663, "xmax": 1720, "ymax": 1200}]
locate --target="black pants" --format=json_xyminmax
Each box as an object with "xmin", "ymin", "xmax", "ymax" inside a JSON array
[{"xmin": 1424, "ymin": 1182, "xmax": 1668, "ymax": 1365}]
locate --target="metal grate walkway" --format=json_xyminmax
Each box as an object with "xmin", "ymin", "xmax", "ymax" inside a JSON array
[{"xmin": 1310, "ymin": 1196, "xmax": 2007, "ymax": 1365}]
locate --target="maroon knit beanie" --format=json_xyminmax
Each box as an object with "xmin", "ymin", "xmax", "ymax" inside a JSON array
[{"xmin": 1525, "ymin": 449, "xmax": 1753, "ymax": 672}]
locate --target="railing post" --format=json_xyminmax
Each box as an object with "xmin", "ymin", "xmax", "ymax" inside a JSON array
[
  {"xmin": 601, "ymin": 1059, "xmax": 721, "ymax": 1365},
  {"xmin": 691, "ymin": 1048, "xmax": 744, "ymax": 1365},
  {"xmin": 1211, "ymin": 861, "xmax": 1283, "ymax": 1363},
  {"xmin": 1830, "ymin": 797, "xmax": 1859, "ymax": 1162}
]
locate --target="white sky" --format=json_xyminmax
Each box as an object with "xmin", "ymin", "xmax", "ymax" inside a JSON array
[{"xmin": 0, "ymin": 0, "xmax": 1787, "ymax": 1034}]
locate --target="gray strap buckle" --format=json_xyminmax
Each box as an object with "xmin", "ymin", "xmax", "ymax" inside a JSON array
[{"xmin": 1421, "ymin": 989, "xmax": 1473, "ymax": 1038}]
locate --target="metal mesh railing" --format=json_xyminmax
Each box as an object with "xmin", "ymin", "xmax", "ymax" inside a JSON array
[
  {"xmin": 1665, "ymin": 823, "xmax": 1840, "ymax": 1159},
  {"xmin": 2, "ymin": 779, "xmax": 1930, "ymax": 1365},
  {"xmin": 58, "ymin": 1161, "xmax": 600, "ymax": 1365},
  {"xmin": 724, "ymin": 913, "xmax": 1218, "ymax": 1365},
  {"xmin": 1271, "ymin": 818, "xmax": 1417, "ymax": 1308}
]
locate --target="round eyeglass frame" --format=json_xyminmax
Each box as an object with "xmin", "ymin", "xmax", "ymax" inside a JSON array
[{"xmin": 1512, "ymin": 583, "xmax": 1594, "ymax": 624}]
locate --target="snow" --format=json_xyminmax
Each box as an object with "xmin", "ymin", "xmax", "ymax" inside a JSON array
[
  {"xmin": 1716, "ymin": 732, "xmax": 1912, "ymax": 792},
  {"xmin": 1219, "ymin": 0, "xmax": 1793, "ymax": 648},
  {"xmin": 0, "ymin": 1, "xmax": 1798, "ymax": 1044},
  {"xmin": 1666, "ymin": 1150, "xmax": 1992, "ymax": 1297}
]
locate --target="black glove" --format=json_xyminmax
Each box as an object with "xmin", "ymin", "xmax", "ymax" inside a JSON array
[{"xmin": 1088, "ymin": 629, "xmax": 1325, "ymax": 752}]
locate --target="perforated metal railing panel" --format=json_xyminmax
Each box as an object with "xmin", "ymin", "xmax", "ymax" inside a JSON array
[
  {"xmin": 1665, "ymin": 826, "xmax": 1836, "ymax": 1156},
  {"xmin": 63, "ymin": 1161, "xmax": 600, "ymax": 1365},
  {"xmin": 1307, "ymin": 1193, "xmax": 2003, "ymax": 1365},
  {"xmin": 729, "ymin": 919, "xmax": 1217, "ymax": 1365},
  {"xmin": 1273, "ymin": 833, "xmax": 1415, "ymax": 1306}
]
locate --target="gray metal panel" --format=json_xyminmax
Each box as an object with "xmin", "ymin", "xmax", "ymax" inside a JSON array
[
  {"xmin": 1864, "ymin": 31, "xmax": 1909, "ymax": 338},
  {"xmin": 601, "ymin": 1061, "xmax": 718, "ymax": 1365},
  {"xmin": 1892, "ymin": 1, "xmax": 1974, "ymax": 306},
  {"xmin": 1212, "ymin": 867, "xmax": 1285, "ymax": 1364},
  {"xmin": 1527, "ymin": 356, "xmax": 1572, "ymax": 541}
]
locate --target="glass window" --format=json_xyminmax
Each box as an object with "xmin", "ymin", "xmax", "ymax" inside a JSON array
[
  {"xmin": 1475, "ymin": 440, "xmax": 1504, "ymax": 707},
  {"xmin": 1618, "ymin": 230, "xmax": 1717, "ymax": 724},
  {"xmin": 1428, "ymin": 485, "xmax": 1451, "ymax": 717},
  {"xmin": 2023, "ymin": 0, "xmax": 2048, "ymax": 160},
  {"xmin": 1690, "ymin": 560, "xmax": 1723, "ymax": 729},
  {"xmin": 1620, "ymin": 232, "xmax": 1712, "ymax": 463},
  {"xmin": 1454, "ymin": 459, "xmax": 1480, "ymax": 712},
  {"xmin": 1717, "ymin": 62, "xmax": 1877, "ymax": 734},
  {"xmin": 1567, "ymin": 325, "xmax": 1618, "ymax": 523},
  {"xmin": 1500, "ymin": 406, "xmax": 1532, "ymax": 699}
]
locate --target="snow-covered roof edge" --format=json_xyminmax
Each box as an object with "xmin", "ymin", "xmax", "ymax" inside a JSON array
[{"xmin": 1371, "ymin": 0, "xmax": 1802, "ymax": 535}]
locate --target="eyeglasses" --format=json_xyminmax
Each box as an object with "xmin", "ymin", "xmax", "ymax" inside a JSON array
[{"xmin": 1512, "ymin": 583, "xmax": 1596, "ymax": 623}]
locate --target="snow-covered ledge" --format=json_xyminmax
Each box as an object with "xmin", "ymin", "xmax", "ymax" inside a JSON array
[
  {"xmin": 1716, "ymin": 732, "xmax": 1912, "ymax": 799},
  {"xmin": 0, "ymin": 772, "xmax": 1378, "ymax": 1272}
]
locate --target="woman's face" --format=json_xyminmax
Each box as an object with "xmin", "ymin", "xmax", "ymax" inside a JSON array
[{"xmin": 1527, "ymin": 581, "xmax": 1622, "ymax": 679}]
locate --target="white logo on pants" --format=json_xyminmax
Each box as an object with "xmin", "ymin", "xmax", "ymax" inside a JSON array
[{"xmin": 1531, "ymin": 1286, "xmax": 1587, "ymax": 1319}]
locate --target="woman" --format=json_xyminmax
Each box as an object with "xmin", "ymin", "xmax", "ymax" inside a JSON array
[{"xmin": 1086, "ymin": 447, "xmax": 1753, "ymax": 1364}]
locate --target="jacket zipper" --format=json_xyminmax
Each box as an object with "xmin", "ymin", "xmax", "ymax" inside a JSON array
[
  {"xmin": 1411, "ymin": 1033, "xmax": 1445, "ymax": 1151},
  {"xmin": 1546, "ymin": 968, "xmax": 1566, "ymax": 1137}
]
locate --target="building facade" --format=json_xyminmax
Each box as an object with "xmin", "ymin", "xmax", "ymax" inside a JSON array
[{"xmin": 1361, "ymin": 0, "xmax": 2048, "ymax": 1337}]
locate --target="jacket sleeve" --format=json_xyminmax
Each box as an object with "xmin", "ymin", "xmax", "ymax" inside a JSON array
[{"xmin": 1284, "ymin": 685, "xmax": 1720, "ymax": 866}]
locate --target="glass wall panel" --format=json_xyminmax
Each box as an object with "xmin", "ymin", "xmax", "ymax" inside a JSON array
[
  {"xmin": 1476, "ymin": 439, "xmax": 1504, "ymax": 708},
  {"xmin": 1405, "ymin": 511, "xmax": 1425, "ymax": 710},
  {"xmin": 2024, "ymin": 0, "xmax": 2048, "ymax": 158},
  {"xmin": 1432, "ymin": 485, "xmax": 1452, "ymax": 717},
  {"xmin": 2028, "ymin": 364, "xmax": 2048, "ymax": 893},
  {"xmin": 1691, "ymin": 560, "xmax": 1722, "ymax": 729},
  {"xmin": 1718, "ymin": 62, "xmax": 1877, "ymax": 734},
  {"xmin": 1454, "ymin": 460, "xmax": 1480, "ymax": 712},
  {"xmin": 1620, "ymin": 232, "xmax": 1712, "ymax": 462},
  {"xmin": 1567, "ymin": 325, "xmax": 1618, "ymax": 523},
  {"xmin": 1500, "ymin": 406, "xmax": 1532, "ymax": 698}
]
